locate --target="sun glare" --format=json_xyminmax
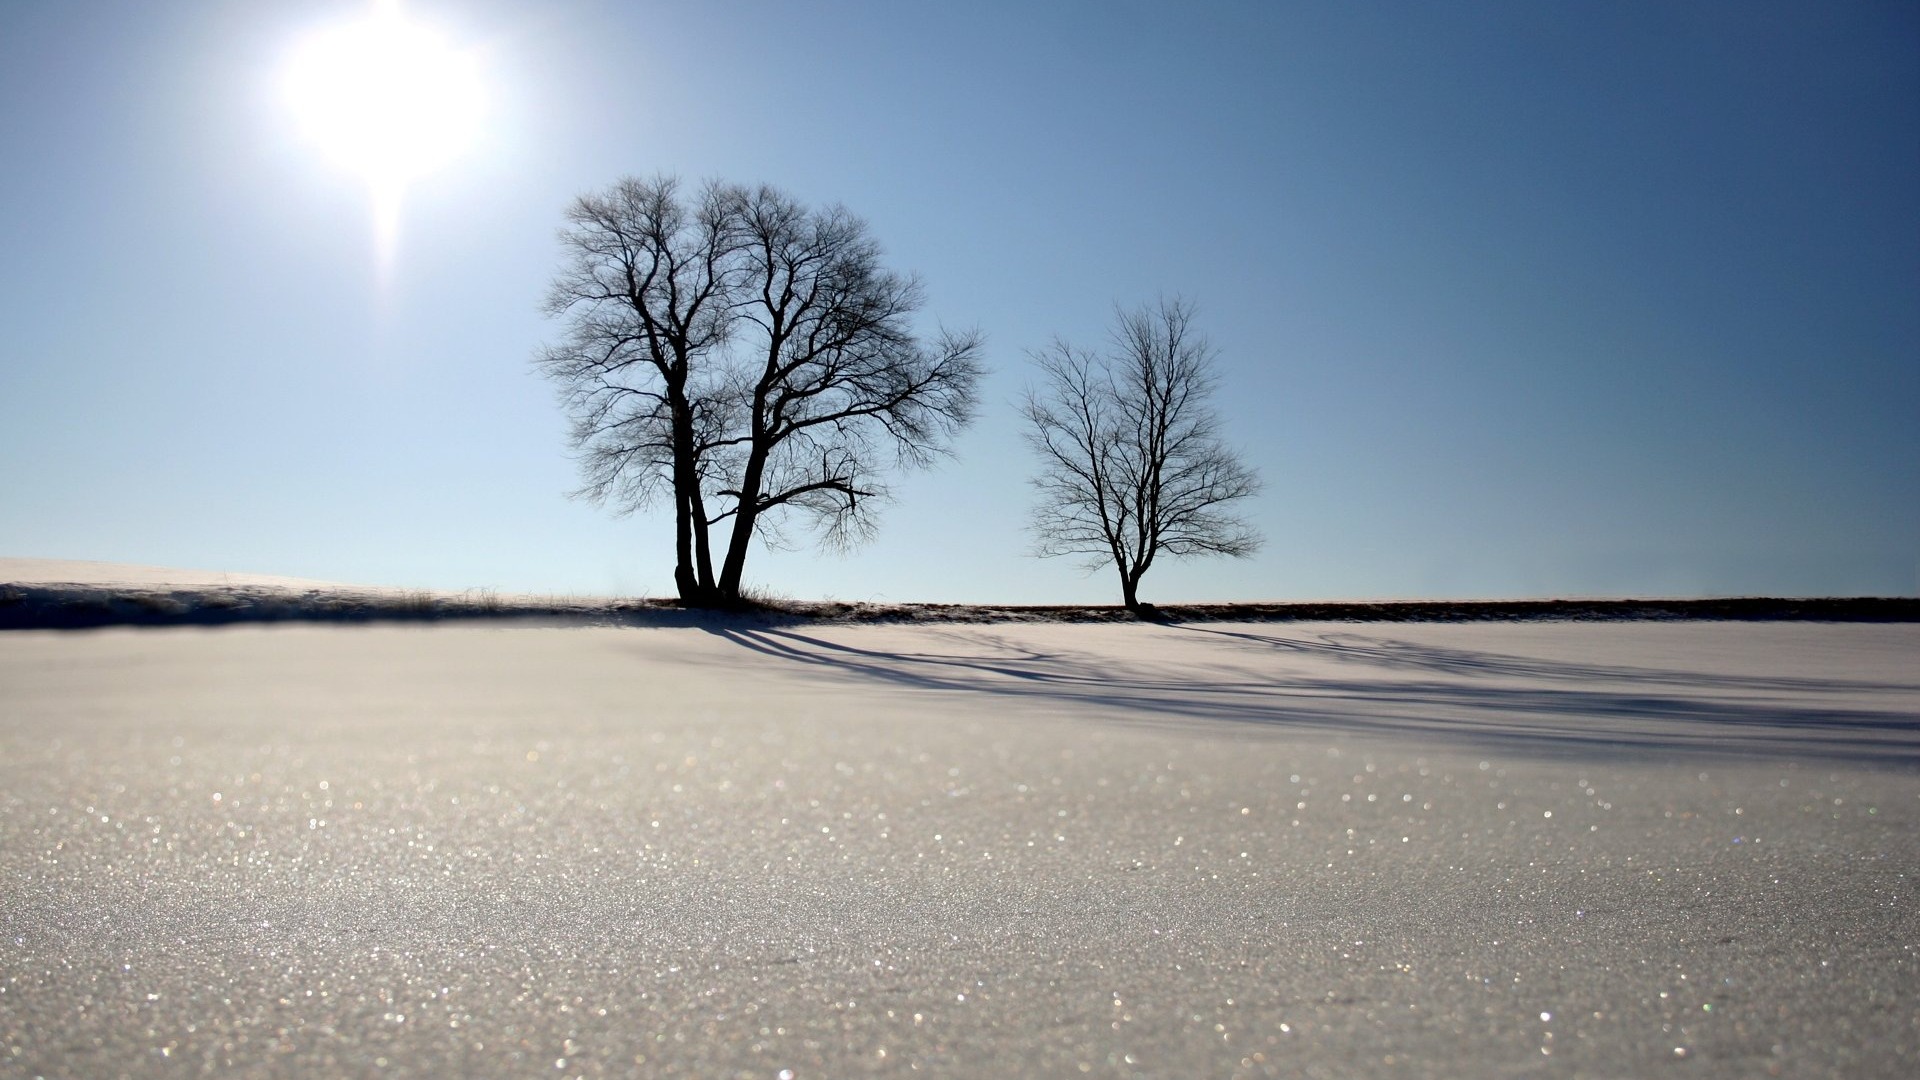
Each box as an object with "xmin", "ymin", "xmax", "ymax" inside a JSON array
[{"xmin": 283, "ymin": 0, "xmax": 483, "ymax": 266}]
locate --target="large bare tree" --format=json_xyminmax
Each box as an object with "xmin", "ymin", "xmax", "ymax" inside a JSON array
[
  {"xmin": 537, "ymin": 176, "xmax": 983, "ymax": 607},
  {"xmin": 1022, "ymin": 298, "xmax": 1261, "ymax": 611}
]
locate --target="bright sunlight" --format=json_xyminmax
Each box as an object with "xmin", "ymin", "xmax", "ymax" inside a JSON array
[{"xmin": 283, "ymin": 0, "xmax": 483, "ymax": 268}]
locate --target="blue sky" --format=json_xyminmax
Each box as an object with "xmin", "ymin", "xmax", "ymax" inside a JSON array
[{"xmin": 2, "ymin": 0, "xmax": 1915, "ymax": 602}]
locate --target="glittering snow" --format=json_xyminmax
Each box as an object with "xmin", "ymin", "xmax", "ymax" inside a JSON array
[{"xmin": 2, "ymin": 619, "xmax": 1916, "ymax": 1077}]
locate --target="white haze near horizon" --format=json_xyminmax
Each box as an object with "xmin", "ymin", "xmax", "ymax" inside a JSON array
[
  {"xmin": 0, "ymin": 557, "xmax": 346, "ymax": 590},
  {"xmin": 0, "ymin": 1, "xmax": 1914, "ymax": 604}
]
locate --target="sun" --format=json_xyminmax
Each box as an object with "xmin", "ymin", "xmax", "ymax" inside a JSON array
[{"xmin": 283, "ymin": 0, "xmax": 483, "ymax": 258}]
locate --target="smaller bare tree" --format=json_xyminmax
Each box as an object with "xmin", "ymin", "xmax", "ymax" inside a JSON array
[{"xmin": 1022, "ymin": 298, "xmax": 1261, "ymax": 612}]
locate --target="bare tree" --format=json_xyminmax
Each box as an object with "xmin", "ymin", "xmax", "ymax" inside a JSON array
[
  {"xmin": 1022, "ymin": 298, "xmax": 1261, "ymax": 611},
  {"xmin": 535, "ymin": 176, "xmax": 740, "ymax": 603},
  {"xmin": 537, "ymin": 177, "xmax": 983, "ymax": 607}
]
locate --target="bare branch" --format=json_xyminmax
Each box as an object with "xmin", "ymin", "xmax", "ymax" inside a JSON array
[
  {"xmin": 537, "ymin": 176, "xmax": 984, "ymax": 605},
  {"xmin": 1021, "ymin": 297, "xmax": 1261, "ymax": 609}
]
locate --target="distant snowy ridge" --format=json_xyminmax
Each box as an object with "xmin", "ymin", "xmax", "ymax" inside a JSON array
[{"xmin": 1, "ymin": 559, "xmax": 1914, "ymax": 630}]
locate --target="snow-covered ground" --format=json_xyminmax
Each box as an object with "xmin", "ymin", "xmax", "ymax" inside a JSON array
[{"xmin": 3, "ymin": 612, "xmax": 1916, "ymax": 1076}]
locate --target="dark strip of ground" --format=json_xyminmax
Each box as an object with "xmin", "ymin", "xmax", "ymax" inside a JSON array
[{"xmin": 0, "ymin": 582, "xmax": 1914, "ymax": 630}]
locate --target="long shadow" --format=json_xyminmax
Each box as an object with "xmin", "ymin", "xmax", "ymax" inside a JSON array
[
  {"xmin": 702, "ymin": 625, "xmax": 1920, "ymax": 765},
  {"xmin": 1174, "ymin": 624, "xmax": 1920, "ymax": 695}
]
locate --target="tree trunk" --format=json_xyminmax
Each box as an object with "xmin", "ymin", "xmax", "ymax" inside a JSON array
[
  {"xmin": 690, "ymin": 495, "xmax": 716, "ymax": 597},
  {"xmin": 715, "ymin": 439, "xmax": 769, "ymax": 605},
  {"xmin": 672, "ymin": 483, "xmax": 718, "ymax": 605},
  {"xmin": 715, "ymin": 487, "xmax": 761, "ymax": 604},
  {"xmin": 716, "ymin": 364, "xmax": 781, "ymax": 604},
  {"xmin": 1119, "ymin": 570, "xmax": 1139, "ymax": 612},
  {"xmin": 670, "ymin": 393, "xmax": 718, "ymax": 605},
  {"xmin": 672, "ymin": 487, "xmax": 697, "ymax": 603}
]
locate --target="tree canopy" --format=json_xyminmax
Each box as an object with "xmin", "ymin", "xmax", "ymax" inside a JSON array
[
  {"xmin": 538, "ymin": 176, "xmax": 984, "ymax": 607},
  {"xmin": 1023, "ymin": 298, "xmax": 1261, "ymax": 611}
]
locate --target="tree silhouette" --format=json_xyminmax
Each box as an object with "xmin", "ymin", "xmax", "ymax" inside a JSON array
[
  {"xmin": 1022, "ymin": 298, "xmax": 1260, "ymax": 611},
  {"xmin": 539, "ymin": 176, "xmax": 983, "ymax": 607}
]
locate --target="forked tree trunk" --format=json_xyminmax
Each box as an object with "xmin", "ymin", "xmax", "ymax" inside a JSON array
[{"xmin": 670, "ymin": 399, "xmax": 718, "ymax": 605}]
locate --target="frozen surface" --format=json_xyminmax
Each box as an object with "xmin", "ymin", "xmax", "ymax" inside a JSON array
[{"xmin": 2, "ymin": 621, "xmax": 1917, "ymax": 1078}]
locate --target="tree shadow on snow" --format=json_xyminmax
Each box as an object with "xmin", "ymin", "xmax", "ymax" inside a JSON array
[{"xmin": 701, "ymin": 624, "xmax": 1920, "ymax": 765}]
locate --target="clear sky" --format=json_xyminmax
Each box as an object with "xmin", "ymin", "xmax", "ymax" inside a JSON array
[{"xmin": 2, "ymin": 0, "xmax": 1915, "ymax": 603}]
